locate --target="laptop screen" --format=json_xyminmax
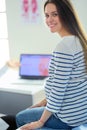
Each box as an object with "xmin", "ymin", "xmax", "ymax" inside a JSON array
[{"xmin": 19, "ymin": 54, "xmax": 51, "ymax": 79}]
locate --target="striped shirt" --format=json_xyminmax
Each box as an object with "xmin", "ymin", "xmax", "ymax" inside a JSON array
[{"xmin": 44, "ymin": 35, "xmax": 87, "ymax": 127}]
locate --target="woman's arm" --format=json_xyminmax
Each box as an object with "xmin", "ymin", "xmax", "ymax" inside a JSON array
[
  {"xmin": 20, "ymin": 109, "xmax": 52, "ymax": 130},
  {"xmin": 39, "ymin": 109, "xmax": 52, "ymax": 124},
  {"xmin": 30, "ymin": 98, "xmax": 47, "ymax": 108}
]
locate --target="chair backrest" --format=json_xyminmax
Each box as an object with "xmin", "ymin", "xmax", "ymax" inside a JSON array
[{"xmin": 72, "ymin": 124, "xmax": 87, "ymax": 130}]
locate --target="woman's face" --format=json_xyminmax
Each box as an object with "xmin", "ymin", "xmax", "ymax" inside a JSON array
[{"xmin": 44, "ymin": 3, "xmax": 67, "ymax": 36}]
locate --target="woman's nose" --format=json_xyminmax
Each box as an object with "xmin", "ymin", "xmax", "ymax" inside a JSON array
[{"xmin": 47, "ymin": 15, "xmax": 53, "ymax": 22}]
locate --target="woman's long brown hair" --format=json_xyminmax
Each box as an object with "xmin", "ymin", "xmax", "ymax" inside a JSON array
[{"xmin": 44, "ymin": 0, "xmax": 87, "ymax": 72}]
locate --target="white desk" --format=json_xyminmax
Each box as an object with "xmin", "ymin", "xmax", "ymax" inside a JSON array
[{"xmin": 0, "ymin": 67, "xmax": 45, "ymax": 114}]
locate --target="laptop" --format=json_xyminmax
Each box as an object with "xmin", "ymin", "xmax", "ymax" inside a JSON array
[{"xmin": 12, "ymin": 54, "xmax": 51, "ymax": 85}]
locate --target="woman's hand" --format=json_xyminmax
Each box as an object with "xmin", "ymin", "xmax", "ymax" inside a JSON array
[
  {"xmin": 20, "ymin": 120, "xmax": 44, "ymax": 130},
  {"xmin": 30, "ymin": 98, "xmax": 47, "ymax": 108},
  {"xmin": 7, "ymin": 60, "xmax": 20, "ymax": 68}
]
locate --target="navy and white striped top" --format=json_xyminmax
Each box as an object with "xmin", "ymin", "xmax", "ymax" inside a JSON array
[{"xmin": 44, "ymin": 35, "xmax": 87, "ymax": 127}]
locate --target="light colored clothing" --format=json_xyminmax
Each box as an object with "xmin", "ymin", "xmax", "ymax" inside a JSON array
[
  {"xmin": 0, "ymin": 118, "xmax": 9, "ymax": 130},
  {"xmin": 45, "ymin": 35, "xmax": 87, "ymax": 126}
]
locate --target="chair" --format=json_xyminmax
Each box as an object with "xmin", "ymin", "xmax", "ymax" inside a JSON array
[{"xmin": 72, "ymin": 124, "xmax": 87, "ymax": 130}]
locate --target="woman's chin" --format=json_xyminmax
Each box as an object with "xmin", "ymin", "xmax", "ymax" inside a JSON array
[{"xmin": 50, "ymin": 29, "xmax": 56, "ymax": 33}]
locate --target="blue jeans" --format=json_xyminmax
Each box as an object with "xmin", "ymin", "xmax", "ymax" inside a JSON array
[{"xmin": 16, "ymin": 107, "xmax": 73, "ymax": 130}]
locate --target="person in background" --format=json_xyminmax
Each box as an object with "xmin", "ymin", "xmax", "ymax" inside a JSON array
[
  {"xmin": 0, "ymin": 59, "xmax": 20, "ymax": 130},
  {"xmin": 2, "ymin": 0, "xmax": 87, "ymax": 129},
  {"xmin": 7, "ymin": 60, "xmax": 20, "ymax": 68},
  {"xmin": 1, "ymin": 115, "xmax": 17, "ymax": 130},
  {"xmin": 0, "ymin": 60, "xmax": 20, "ymax": 130}
]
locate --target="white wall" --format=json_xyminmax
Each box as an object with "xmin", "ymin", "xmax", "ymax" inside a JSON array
[
  {"xmin": 71, "ymin": 0, "xmax": 87, "ymax": 32},
  {"xmin": 6, "ymin": 0, "xmax": 87, "ymax": 59}
]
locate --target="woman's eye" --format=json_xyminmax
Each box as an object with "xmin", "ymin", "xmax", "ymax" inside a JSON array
[
  {"xmin": 45, "ymin": 14, "xmax": 49, "ymax": 18},
  {"xmin": 52, "ymin": 13, "xmax": 58, "ymax": 17},
  {"xmin": 44, "ymin": 12, "xmax": 58, "ymax": 18}
]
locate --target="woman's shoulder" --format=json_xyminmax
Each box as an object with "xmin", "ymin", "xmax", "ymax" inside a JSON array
[
  {"xmin": 58, "ymin": 35, "xmax": 77, "ymax": 46},
  {"xmin": 55, "ymin": 35, "xmax": 82, "ymax": 55}
]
